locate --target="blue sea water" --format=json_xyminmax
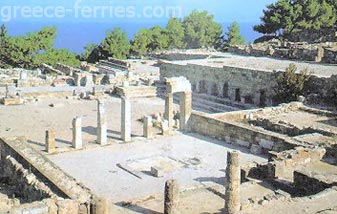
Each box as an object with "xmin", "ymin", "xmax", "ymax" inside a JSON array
[{"xmin": 3, "ymin": 21, "xmax": 262, "ymax": 54}]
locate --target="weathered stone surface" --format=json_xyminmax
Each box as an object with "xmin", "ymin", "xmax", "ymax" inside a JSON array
[
  {"xmin": 161, "ymin": 120, "xmax": 170, "ymax": 136},
  {"xmin": 164, "ymin": 179, "xmax": 179, "ymax": 214},
  {"xmin": 56, "ymin": 199, "xmax": 79, "ymax": 214},
  {"xmin": 151, "ymin": 166, "xmax": 164, "ymax": 177},
  {"xmin": 93, "ymin": 197, "xmax": 110, "ymax": 214},
  {"xmin": 72, "ymin": 117, "xmax": 82, "ymax": 149},
  {"xmin": 97, "ymin": 100, "xmax": 107, "ymax": 145},
  {"xmin": 179, "ymin": 91, "xmax": 192, "ymax": 131},
  {"xmin": 121, "ymin": 96, "xmax": 131, "ymax": 142},
  {"xmin": 2, "ymin": 97, "xmax": 22, "ymax": 106},
  {"xmin": 45, "ymin": 130, "xmax": 56, "ymax": 154},
  {"xmin": 224, "ymin": 151, "xmax": 241, "ymax": 214},
  {"xmin": 143, "ymin": 115, "xmax": 153, "ymax": 139}
]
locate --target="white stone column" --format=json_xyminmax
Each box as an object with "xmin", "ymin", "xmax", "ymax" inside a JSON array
[
  {"xmin": 121, "ymin": 96, "xmax": 131, "ymax": 142},
  {"xmin": 143, "ymin": 115, "xmax": 153, "ymax": 139},
  {"xmin": 180, "ymin": 91, "xmax": 192, "ymax": 131},
  {"xmin": 164, "ymin": 93, "xmax": 174, "ymax": 133},
  {"xmin": 97, "ymin": 100, "xmax": 107, "ymax": 145},
  {"xmin": 72, "ymin": 117, "xmax": 82, "ymax": 149}
]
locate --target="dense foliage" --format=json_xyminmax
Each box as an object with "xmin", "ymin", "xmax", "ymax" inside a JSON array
[
  {"xmin": 254, "ymin": 0, "xmax": 337, "ymax": 36},
  {"xmin": 101, "ymin": 28, "xmax": 131, "ymax": 59},
  {"xmin": 84, "ymin": 10, "xmax": 229, "ymax": 61},
  {"xmin": 0, "ymin": 24, "xmax": 80, "ymax": 69},
  {"xmin": 273, "ymin": 63, "xmax": 311, "ymax": 104},
  {"xmin": 224, "ymin": 21, "xmax": 246, "ymax": 49}
]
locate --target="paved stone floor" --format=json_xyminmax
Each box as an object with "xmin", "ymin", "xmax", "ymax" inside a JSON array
[{"xmin": 48, "ymin": 133, "xmax": 267, "ymax": 202}]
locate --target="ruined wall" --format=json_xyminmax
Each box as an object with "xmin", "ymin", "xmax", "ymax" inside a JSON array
[
  {"xmin": 160, "ymin": 62, "xmax": 337, "ymax": 107},
  {"xmin": 160, "ymin": 63, "xmax": 277, "ymax": 106},
  {"xmin": 270, "ymin": 147, "xmax": 326, "ymax": 181},
  {"xmin": 0, "ymin": 137, "xmax": 93, "ymax": 213},
  {"xmin": 228, "ymin": 43, "xmax": 337, "ymax": 64},
  {"xmin": 54, "ymin": 63, "xmax": 82, "ymax": 76},
  {"xmin": 187, "ymin": 111, "xmax": 296, "ymax": 154}
]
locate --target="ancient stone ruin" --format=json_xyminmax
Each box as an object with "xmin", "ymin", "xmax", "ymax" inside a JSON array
[{"xmin": 1, "ymin": 51, "xmax": 337, "ymax": 213}]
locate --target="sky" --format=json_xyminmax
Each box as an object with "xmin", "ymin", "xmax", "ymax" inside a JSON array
[
  {"xmin": 0, "ymin": 0, "xmax": 276, "ymax": 23},
  {"xmin": 0, "ymin": 0, "xmax": 277, "ymax": 53}
]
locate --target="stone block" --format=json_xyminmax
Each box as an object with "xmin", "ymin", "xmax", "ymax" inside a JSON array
[
  {"xmin": 143, "ymin": 116, "xmax": 153, "ymax": 139},
  {"xmin": 56, "ymin": 199, "xmax": 79, "ymax": 214},
  {"xmin": 2, "ymin": 97, "xmax": 22, "ymax": 106},
  {"xmin": 151, "ymin": 166, "xmax": 164, "ymax": 177}
]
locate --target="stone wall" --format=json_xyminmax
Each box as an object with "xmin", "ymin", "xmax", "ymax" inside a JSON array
[
  {"xmin": 228, "ymin": 42, "xmax": 337, "ymax": 64},
  {"xmin": 160, "ymin": 61, "xmax": 337, "ymax": 107},
  {"xmin": 54, "ymin": 63, "xmax": 82, "ymax": 76},
  {"xmin": 151, "ymin": 49, "xmax": 216, "ymax": 61},
  {"xmin": 0, "ymin": 137, "xmax": 94, "ymax": 213},
  {"xmin": 187, "ymin": 111, "xmax": 296, "ymax": 154},
  {"xmin": 160, "ymin": 62, "xmax": 277, "ymax": 107},
  {"xmin": 270, "ymin": 147, "xmax": 326, "ymax": 181}
]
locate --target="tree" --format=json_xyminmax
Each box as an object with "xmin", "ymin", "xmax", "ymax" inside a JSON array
[
  {"xmin": 273, "ymin": 63, "xmax": 310, "ymax": 104},
  {"xmin": 224, "ymin": 21, "xmax": 246, "ymax": 49},
  {"xmin": 4, "ymin": 26, "xmax": 57, "ymax": 68},
  {"xmin": 33, "ymin": 48, "xmax": 80, "ymax": 67},
  {"xmin": 83, "ymin": 43, "xmax": 101, "ymax": 63},
  {"xmin": 166, "ymin": 17, "xmax": 186, "ymax": 49},
  {"xmin": 147, "ymin": 26, "xmax": 169, "ymax": 52},
  {"xmin": 101, "ymin": 28, "xmax": 130, "ymax": 59},
  {"xmin": 254, "ymin": 0, "xmax": 337, "ymax": 36},
  {"xmin": 0, "ymin": 24, "xmax": 10, "ymax": 68},
  {"xmin": 183, "ymin": 10, "xmax": 222, "ymax": 49},
  {"xmin": 131, "ymin": 29, "xmax": 152, "ymax": 57}
]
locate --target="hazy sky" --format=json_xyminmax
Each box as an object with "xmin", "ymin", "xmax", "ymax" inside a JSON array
[{"xmin": 0, "ymin": 0, "xmax": 277, "ymax": 23}]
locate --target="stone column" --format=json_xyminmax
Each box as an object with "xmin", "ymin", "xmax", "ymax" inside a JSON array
[
  {"xmin": 179, "ymin": 91, "xmax": 192, "ymax": 131},
  {"xmin": 97, "ymin": 100, "xmax": 107, "ymax": 145},
  {"xmin": 164, "ymin": 179, "xmax": 179, "ymax": 214},
  {"xmin": 5, "ymin": 85, "xmax": 8, "ymax": 98},
  {"xmin": 143, "ymin": 116, "xmax": 153, "ymax": 139},
  {"xmin": 224, "ymin": 151, "xmax": 241, "ymax": 214},
  {"xmin": 93, "ymin": 197, "xmax": 110, "ymax": 214},
  {"xmin": 45, "ymin": 130, "xmax": 56, "ymax": 154},
  {"xmin": 72, "ymin": 117, "xmax": 83, "ymax": 149},
  {"xmin": 121, "ymin": 96, "xmax": 131, "ymax": 142},
  {"xmin": 164, "ymin": 93, "xmax": 173, "ymax": 133}
]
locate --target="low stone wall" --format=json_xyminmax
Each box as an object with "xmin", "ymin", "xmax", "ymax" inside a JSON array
[
  {"xmin": 270, "ymin": 147, "xmax": 326, "ymax": 181},
  {"xmin": 55, "ymin": 63, "xmax": 82, "ymax": 76},
  {"xmin": 187, "ymin": 111, "xmax": 297, "ymax": 154},
  {"xmin": 40, "ymin": 64, "xmax": 65, "ymax": 76},
  {"xmin": 0, "ymin": 137, "xmax": 94, "ymax": 213},
  {"xmin": 3, "ymin": 155, "xmax": 57, "ymax": 202},
  {"xmin": 228, "ymin": 43, "xmax": 337, "ymax": 64}
]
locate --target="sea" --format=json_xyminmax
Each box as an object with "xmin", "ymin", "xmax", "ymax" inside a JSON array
[{"xmin": 3, "ymin": 21, "xmax": 262, "ymax": 54}]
